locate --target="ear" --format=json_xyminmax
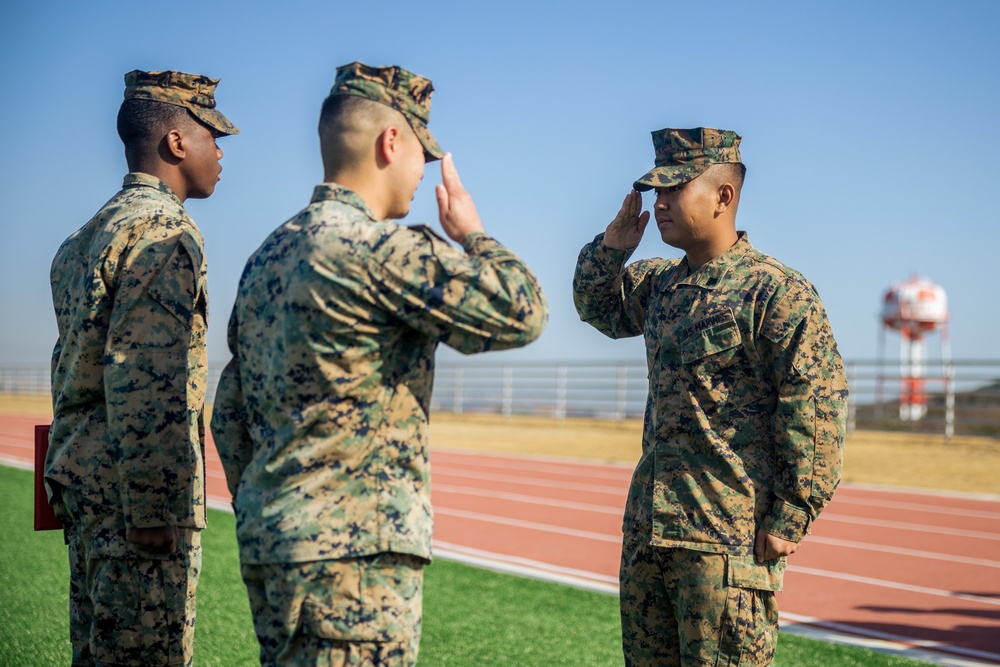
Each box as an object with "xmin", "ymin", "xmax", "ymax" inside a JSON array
[
  {"xmin": 164, "ymin": 128, "xmax": 186, "ymax": 160},
  {"xmin": 375, "ymin": 125, "xmax": 402, "ymax": 166},
  {"xmin": 717, "ymin": 182, "xmax": 736, "ymax": 212}
]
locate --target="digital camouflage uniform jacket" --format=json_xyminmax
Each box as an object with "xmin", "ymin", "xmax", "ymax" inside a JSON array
[
  {"xmin": 211, "ymin": 183, "xmax": 547, "ymax": 565},
  {"xmin": 574, "ymin": 232, "xmax": 847, "ymax": 587},
  {"xmin": 48, "ymin": 173, "xmax": 209, "ymax": 539}
]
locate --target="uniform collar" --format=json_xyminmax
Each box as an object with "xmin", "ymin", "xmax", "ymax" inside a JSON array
[
  {"xmin": 311, "ymin": 183, "xmax": 378, "ymax": 221},
  {"xmin": 122, "ymin": 172, "xmax": 182, "ymax": 206},
  {"xmin": 676, "ymin": 231, "xmax": 753, "ymax": 290}
]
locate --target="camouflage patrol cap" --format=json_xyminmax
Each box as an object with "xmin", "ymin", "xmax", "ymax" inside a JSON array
[
  {"xmin": 123, "ymin": 70, "xmax": 239, "ymax": 136},
  {"xmin": 633, "ymin": 127, "xmax": 741, "ymax": 192},
  {"xmin": 331, "ymin": 61, "xmax": 444, "ymax": 161}
]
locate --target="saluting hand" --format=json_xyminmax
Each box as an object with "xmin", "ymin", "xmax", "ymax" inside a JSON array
[
  {"xmin": 603, "ymin": 190, "xmax": 649, "ymax": 250},
  {"xmin": 436, "ymin": 154, "xmax": 485, "ymax": 244}
]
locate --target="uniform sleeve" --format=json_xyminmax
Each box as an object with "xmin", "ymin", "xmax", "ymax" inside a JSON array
[
  {"xmin": 757, "ymin": 282, "xmax": 849, "ymax": 543},
  {"xmin": 572, "ymin": 233, "xmax": 656, "ymax": 339},
  {"xmin": 209, "ymin": 307, "xmax": 254, "ymax": 499},
  {"xmin": 367, "ymin": 227, "xmax": 548, "ymax": 354},
  {"xmin": 104, "ymin": 227, "xmax": 205, "ymax": 529}
]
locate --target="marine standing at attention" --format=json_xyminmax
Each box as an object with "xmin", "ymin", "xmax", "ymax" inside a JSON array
[
  {"xmin": 573, "ymin": 127, "xmax": 848, "ymax": 666},
  {"xmin": 211, "ymin": 61, "xmax": 547, "ymax": 666},
  {"xmin": 47, "ymin": 70, "xmax": 238, "ymax": 665}
]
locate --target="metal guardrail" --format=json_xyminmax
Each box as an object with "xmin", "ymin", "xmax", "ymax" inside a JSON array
[
  {"xmin": 0, "ymin": 365, "xmax": 226, "ymax": 405},
  {"xmin": 433, "ymin": 359, "xmax": 1000, "ymax": 439},
  {"xmin": 4, "ymin": 359, "xmax": 998, "ymax": 438},
  {"xmin": 844, "ymin": 359, "xmax": 1000, "ymax": 439},
  {"xmin": 431, "ymin": 361, "xmax": 649, "ymax": 421},
  {"xmin": 0, "ymin": 366, "xmax": 51, "ymax": 396}
]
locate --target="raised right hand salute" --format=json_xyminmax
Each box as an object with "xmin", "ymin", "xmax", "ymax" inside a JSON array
[
  {"xmin": 603, "ymin": 189, "xmax": 650, "ymax": 249},
  {"xmin": 435, "ymin": 153, "xmax": 486, "ymax": 243}
]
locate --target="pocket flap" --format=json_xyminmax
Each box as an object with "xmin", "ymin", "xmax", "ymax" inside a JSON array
[
  {"xmin": 300, "ymin": 595, "xmax": 386, "ymax": 642},
  {"xmin": 726, "ymin": 554, "xmax": 785, "ymax": 592},
  {"xmin": 681, "ymin": 318, "xmax": 741, "ymax": 363}
]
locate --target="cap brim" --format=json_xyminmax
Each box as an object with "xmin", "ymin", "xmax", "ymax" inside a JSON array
[
  {"xmin": 633, "ymin": 162, "xmax": 711, "ymax": 192},
  {"xmin": 192, "ymin": 108, "xmax": 240, "ymax": 136},
  {"xmin": 411, "ymin": 122, "xmax": 444, "ymax": 161}
]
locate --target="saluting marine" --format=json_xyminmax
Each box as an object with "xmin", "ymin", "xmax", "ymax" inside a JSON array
[
  {"xmin": 573, "ymin": 128, "xmax": 848, "ymax": 666},
  {"xmin": 211, "ymin": 62, "xmax": 547, "ymax": 666}
]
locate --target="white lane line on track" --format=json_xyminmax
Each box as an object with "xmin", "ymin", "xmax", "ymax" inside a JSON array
[
  {"xmin": 843, "ymin": 482, "xmax": 1000, "ymax": 503},
  {"xmin": 781, "ymin": 611, "xmax": 1000, "ymax": 667},
  {"xmin": 434, "ymin": 507, "xmax": 621, "ymax": 543},
  {"xmin": 787, "ymin": 565, "xmax": 1000, "ymax": 607},
  {"xmin": 821, "ymin": 513, "xmax": 1000, "ymax": 540},
  {"xmin": 807, "ymin": 535, "xmax": 1000, "ymax": 568},
  {"xmin": 432, "ymin": 466, "xmax": 625, "ymax": 495},
  {"xmin": 0, "ymin": 455, "xmax": 32, "ymax": 471},
  {"xmin": 433, "ymin": 540, "xmax": 619, "ymax": 590},
  {"xmin": 834, "ymin": 496, "xmax": 1000, "ymax": 521},
  {"xmin": 207, "ymin": 495, "xmax": 233, "ymax": 511},
  {"xmin": 434, "ymin": 483, "xmax": 624, "ymax": 515}
]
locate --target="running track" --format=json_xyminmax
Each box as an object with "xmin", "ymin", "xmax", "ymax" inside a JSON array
[{"xmin": 2, "ymin": 414, "xmax": 998, "ymax": 666}]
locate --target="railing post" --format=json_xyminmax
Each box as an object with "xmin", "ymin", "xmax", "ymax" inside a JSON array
[
  {"xmin": 616, "ymin": 364, "xmax": 627, "ymax": 422},
  {"xmin": 847, "ymin": 363, "xmax": 857, "ymax": 436},
  {"xmin": 945, "ymin": 361, "xmax": 955, "ymax": 442},
  {"xmin": 502, "ymin": 365, "xmax": 513, "ymax": 421},
  {"xmin": 453, "ymin": 366, "xmax": 463, "ymax": 415},
  {"xmin": 875, "ymin": 328, "xmax": 885, "ymax": 420},
  {"xmin": 555, "ymin": 365, "xmax": 567, "ymax": 422}
]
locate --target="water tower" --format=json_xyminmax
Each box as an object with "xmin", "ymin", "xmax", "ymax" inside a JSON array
[{"xmin": 878, "ymin": 276, "xmax": 949, "ymax": 421}]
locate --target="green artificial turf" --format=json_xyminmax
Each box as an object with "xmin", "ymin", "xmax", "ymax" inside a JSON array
[
  {"xmin": 0, "ymin": 465, "xmax": 931, "ymax": 666},
  {"xmin": 0, "ymin": 465, "xmax": 260, "ymax": 665}
]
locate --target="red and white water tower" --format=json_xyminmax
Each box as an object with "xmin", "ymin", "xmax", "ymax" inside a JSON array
[{"xmin": 878, "ymin": 276, "xmax": 950, "ymax": 421}]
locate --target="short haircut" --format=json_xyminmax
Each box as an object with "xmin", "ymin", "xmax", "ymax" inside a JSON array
[
  {"xmin": 318, "ymin": 93, "xmax": 410, "ymax": 174},
  {"xmin": 116, "ymin": 98, "xmax": 195, "ymax": 157},
  {"xmin": 713, "ymin": 162, "xmax": 746, "ymax": 192}
]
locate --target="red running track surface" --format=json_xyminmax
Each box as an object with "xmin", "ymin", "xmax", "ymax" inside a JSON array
[{"xmin": 3, "ymin": 414, "xmax": 998, "ymax": 666}]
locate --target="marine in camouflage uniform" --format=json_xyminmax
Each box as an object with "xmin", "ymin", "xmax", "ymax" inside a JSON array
[
  {"xmin": 573, "ymin": 128, "xmax": 848, "ymax": 666},
  {"xmin": 47, "ymin": 70, "xmax": 237, "ymax": 666},
  {"xmin": 211, "ymin": 62, "xmax": 547, "ymax": 666}
]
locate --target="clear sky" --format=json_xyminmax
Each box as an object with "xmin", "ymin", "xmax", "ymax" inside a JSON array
[{"xmin": 1, "ymin": 0, "xmax": 997, "ymax": 367}]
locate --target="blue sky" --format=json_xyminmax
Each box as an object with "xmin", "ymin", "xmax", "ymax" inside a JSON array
[{"xmin": 1, "ymin": 0, "xmax": 997, "ymax": 367}]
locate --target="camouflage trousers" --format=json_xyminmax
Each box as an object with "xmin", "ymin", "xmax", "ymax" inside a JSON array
[
  {"xmin": 619, "ymin": 537, "xmax": 779, "ymax": 666},
  {"xmin": 240, "ymin": 553, "xmax": 425, "ymax": 667},
  {"xmin": 54, "ymin": 488, "xmax": 201, "ymax": 667}
]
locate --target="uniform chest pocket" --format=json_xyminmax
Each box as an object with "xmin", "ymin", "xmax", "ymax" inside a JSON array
[
  {"xmin": 680, "ymin": 320, "xmax": 742, "ymax": 364},
  {"xmin": 679, "ymin": 313, "xmax": 744, "ymax": 414}
]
